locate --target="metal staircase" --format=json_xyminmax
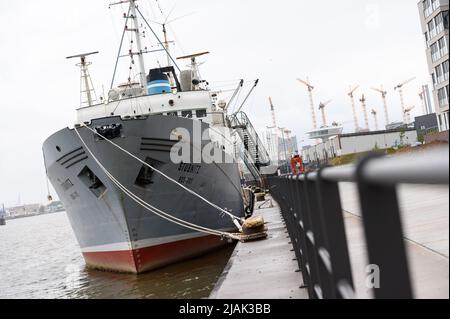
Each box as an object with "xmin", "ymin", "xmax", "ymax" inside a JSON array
[{"xmin": 230, "ymin": 112, "xmax": 271, "ymax": 181}]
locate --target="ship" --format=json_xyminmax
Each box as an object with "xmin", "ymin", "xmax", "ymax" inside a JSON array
[
  {"xmin": 0, "ymin": 204, "xmax": 6, "ymax": 226},
  {"xmin": 42, "ymin": 0, "xmax": 272, "ymax": 274}
]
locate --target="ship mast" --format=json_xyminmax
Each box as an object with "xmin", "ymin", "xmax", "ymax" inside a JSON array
[
  {"xmin": 66, "ymin": 51, "xmax": 99, "ymax": 107},
  {"xmin": 110, "ymin": 0, "xmax": 147, "ymax": 89}
]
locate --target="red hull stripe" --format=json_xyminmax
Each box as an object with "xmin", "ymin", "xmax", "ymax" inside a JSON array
[{"xmin": 82, "ymin": 234, "xmax": 226, "ymax": 273}]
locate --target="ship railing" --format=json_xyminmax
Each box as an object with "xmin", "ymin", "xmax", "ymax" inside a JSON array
[{"xmin": 268, "ymin": 147, "xmax": 449, "ymax": 299}]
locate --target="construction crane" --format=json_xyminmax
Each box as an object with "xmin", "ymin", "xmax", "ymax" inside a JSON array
[
  {"xmin": 404, "ymin": 106, "xmax": 416, "ymax": 124},
  {"xmin": 268, "ymin": 97, "xmax": 277, "ymax": 129},
  {"xmin": 297, "ymin": 77, "xmax": 317, "ymax": 130},
  {"xmin": 418, "ymin": 91, "xmax": 427, "ymax": 115},
  {"xmin": 371, "ymin": 109, "xmax": 379, "ymax": 131},
  {"xmin": 347, "ymin": 85, "xmax": 360, "ymax": 132},
  {"xmin": 394, "ymin": 77, "xmax": 416, "ymax": 123},
  {"xmin": 371, "ymin": 85, "xmax": 390, "ymax": 127},
  {"xmin": 360, "ymin": 94, "xmax": 370, "ymax": 130},
  {"xmin": 318, "ymin": 100, "xmax": 332, "ymax": 127}
]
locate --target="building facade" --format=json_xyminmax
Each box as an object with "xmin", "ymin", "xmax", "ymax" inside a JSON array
[
  {"xmin": 302, "ymin": 129, "xmax": 418, "ymax": 164},
  {"xmin": 418, "ymin": 0, "xmax": 449, "ymax": 131}
]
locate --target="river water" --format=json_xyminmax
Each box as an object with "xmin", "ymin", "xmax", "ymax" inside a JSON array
[{"xmin": 0, "ymin": 212, "xmax": 234, "ymax": 299}]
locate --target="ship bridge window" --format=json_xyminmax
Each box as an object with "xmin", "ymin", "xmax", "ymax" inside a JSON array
[
  {"xmin": 167, "ymin": 111, "xmax": 178, "ymax": 117},
  {"xmin": 78, "ymin": 166, "xmax": 106, "ymax": 198},
  {"xmin": 181, "ymin": 110, "xmax": 193, "ymax": 118},
  {"xmin": 135, "ymin": 157, "xmax": 164, "ymax": 189},
  {"xmin": 196, "ymin": 109, "xmax": 207, "ymax": 118}
]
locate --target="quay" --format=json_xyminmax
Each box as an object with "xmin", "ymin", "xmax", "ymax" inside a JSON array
[{"xmin": 211, "ymin": 147, "xmax": 449, "ymax": 299}]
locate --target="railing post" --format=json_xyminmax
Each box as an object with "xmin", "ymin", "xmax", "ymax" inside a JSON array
[
  {"xmin": 356, "ymin": 156, "xmax": 413, "ymax": 299},
  {"xmin": 304, "ymin": 173, "xmax": 335, "ymax": 299},
  {"xmin": 316, "ymin": 168, "xmax": 355, "ymax": 299}
]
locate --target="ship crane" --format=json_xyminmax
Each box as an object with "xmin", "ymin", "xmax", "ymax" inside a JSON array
[
  {"xmin": 371, "ymin": 109, "xmax": 379, "ymax": 131},
  {"xmin": 66, "ymin": 51, "xmax": 99, "ymax": 107},
  {"xmin": 318, "ymin": 100, "xmax": 332, "ymax": 127},
  {"xmin": 359, "ymin": 94, "xmax": 370, "ymax": 131},
  {"xmin": 404, "ymin": 106, "xmax": 416, "ymax": 124},
  {"xmin": 394, "ymin": 77, "xmax": 416, "ymax": 123},
  {"xmin": 347, "ymin": 85, "xmax": 360, "ymax": 132},
  {"xmin": 371, "ymin": 85, "xmax": 390, "ymax": 128},
  {"xmin": 297, "ymin": 77, "xmax": 318, "ymax": 130}
]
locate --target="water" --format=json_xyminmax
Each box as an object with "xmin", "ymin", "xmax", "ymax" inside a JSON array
[{"xmin": 0, "ymin": 212, "xmax": 234, "ymax": 299}]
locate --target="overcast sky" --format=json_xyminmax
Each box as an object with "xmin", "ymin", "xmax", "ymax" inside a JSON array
[{"xmin": 0, "ymin": 0, "xmax": 430, "ymax": 206}]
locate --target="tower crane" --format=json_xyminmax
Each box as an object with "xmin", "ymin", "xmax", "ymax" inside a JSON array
[
  {"xmin": 268, "ymin": 97, "xmax": 278, "ymax": 129},
  {"xmin": 371, "ymin": 85, "xmax": 390, "ymax": 127},
  {"xmin": 360, "ymin": 94, "xmax": 370, "ymax": 131},
  {"xmin": 318, "ymin": 100, "xmax": 332, "ymax": 127},
  {"xmin": 404, "ymin": 106, "xmax": 416, "ymax": 124},
  {"xmin": 297, "ymin": 78, "xmax": 317, "ymax": 130},
  {"xmin": 419, "ymin": 91, "xmax": 427, "ymax": 115},
  {"xmin": 394, "ymin": 77, "xmax": 416, "ymax": 123},
  {"xmin": 371, "ymin": 109, "xmax": 379, "ymax": 131},
  {"xmin": 347, "ymin": 85, "xmax": 360, "ymax": 132}
]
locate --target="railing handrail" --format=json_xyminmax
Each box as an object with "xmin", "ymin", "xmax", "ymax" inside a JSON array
[
  {"xmin": 314, "ymin": 147, "xmax": 449, "ymax": 185},
  {"xmin": 269, "ymin": 146, "xmax": 449, "ymax": 299}
]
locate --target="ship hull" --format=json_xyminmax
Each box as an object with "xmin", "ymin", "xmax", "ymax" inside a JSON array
[{"xmin": 43, "ymin": 115, "xmax": 244, "ymax": 273}]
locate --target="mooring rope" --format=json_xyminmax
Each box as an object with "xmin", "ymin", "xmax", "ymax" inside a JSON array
[
  {"xmin": 73, "ymin": 125, "xmax": 242, "ymax": 240},
  {"xmin": 78, "ymin": 123, "xmax": 241, "ymax": 221}
]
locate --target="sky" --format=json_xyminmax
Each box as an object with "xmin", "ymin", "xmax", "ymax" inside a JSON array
[{"xmin": 0, "ymin": 0, "xmax": 430, "ymax": 206}]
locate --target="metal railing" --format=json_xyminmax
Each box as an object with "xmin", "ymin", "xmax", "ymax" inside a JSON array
[{"xmin": 269, "ymin": 147, "xmax": 449, "ymax": 299}]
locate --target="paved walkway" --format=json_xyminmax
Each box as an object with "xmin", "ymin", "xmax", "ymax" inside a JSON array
[
  {"xmin": 209, "ymin": 199, "xmax": 308, "ymax": 299},
  {"xmin": 339, "ymin": 182, "xmax": 449, "ymax": 299},
  {"xmin": 210, "ymin": 183, "xmax": 448, "ymax": 299}
]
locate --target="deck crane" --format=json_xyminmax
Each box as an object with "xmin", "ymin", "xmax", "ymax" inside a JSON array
[
  {"xmin": 371, "ymin": 85, "xmax": 390, "ymax": 127},
  {"xmin": 347, "ymin": 85, "xmax": 360, "ymax": 132},
  {"xmin": 297, "ymin": 78, "xmax": 317, "ymax": 130},
  {"xmin": 318, "ymin": 100, "xmax": 332, "ymax": 127},
  {"xmin": 394, "ymin": 77, "xmax": 416, "ymax": 123}
]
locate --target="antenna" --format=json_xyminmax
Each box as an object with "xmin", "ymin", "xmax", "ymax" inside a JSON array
[
  {"xmin": 371, "ymin": 85, "xmax": 390, "ymax": 127},
  {"xmin": 348, "ymin": 85, "xmax": 360, "ymax": 132},
  {"xmin": 66, "ymin": 51, "xmax": 99, "ymax": 107},
  {"xmin": 177, "ymin": 51, "xmax": 210, "ymax": 89},
  {"xmin": 318, "ymin": 100, "xmax": 332, "ymax": 127},
  {"xmin": 297, "ymin": 77, "xmax": 317, "ymax": 130},
  {"xmin": 394, "ymin": 77, "xmax": 416, "ymax": 123},
  {"xmin": 371, "ymin": 109, "xmax": 379, "ymax": 131},
  {"xmin": 359, "ymin": 94, "xmax": 370, "ymax": 131}
]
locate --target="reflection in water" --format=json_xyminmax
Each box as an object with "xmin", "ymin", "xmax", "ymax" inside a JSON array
[{"xmin": 0, "ymin": 212, "xmax": 234, "ymax": 299}]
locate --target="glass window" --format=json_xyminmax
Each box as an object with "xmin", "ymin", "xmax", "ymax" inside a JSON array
[
  {"xmin": 424, "ymin": 0, "xmax": 432, "ymax": 18},
  {"xmin": 428, "ymin": 20, "xmax": 436, "ymax": 38},
  {"xmin": 195, "ymin": 109, "xmax": 207, "ymax": 118},
  {"xmin": 436, "ymin": 64, "xmax": 444, "ymax": 84},
  {"xmin": 443, "ymin": 60, "xmax": 449, "ymax": 81},
  {"xmin": 167, "ymin": 111, "xmax": 178, "ymax": 117},
  {"xmin": 438, "ymin": 86, "xmax": 449, "ymax": 106},
  {"xmin": 443, "ymin": 10, "xmax": 449, "ymax": 30},
  {"xmin": 181, "ymin": 110, "xmax": 193, "ymax": 118},
  {"xmin": 431, "ymin": 42, "xmax": 439, "ymax": 61},
  {"xmin": 435, "ymin": 12, "xmax": 444, "ymax": 33},
  {"xmin": 438, "ymin": 36, "xmax": 448, "ymax": 56}
]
